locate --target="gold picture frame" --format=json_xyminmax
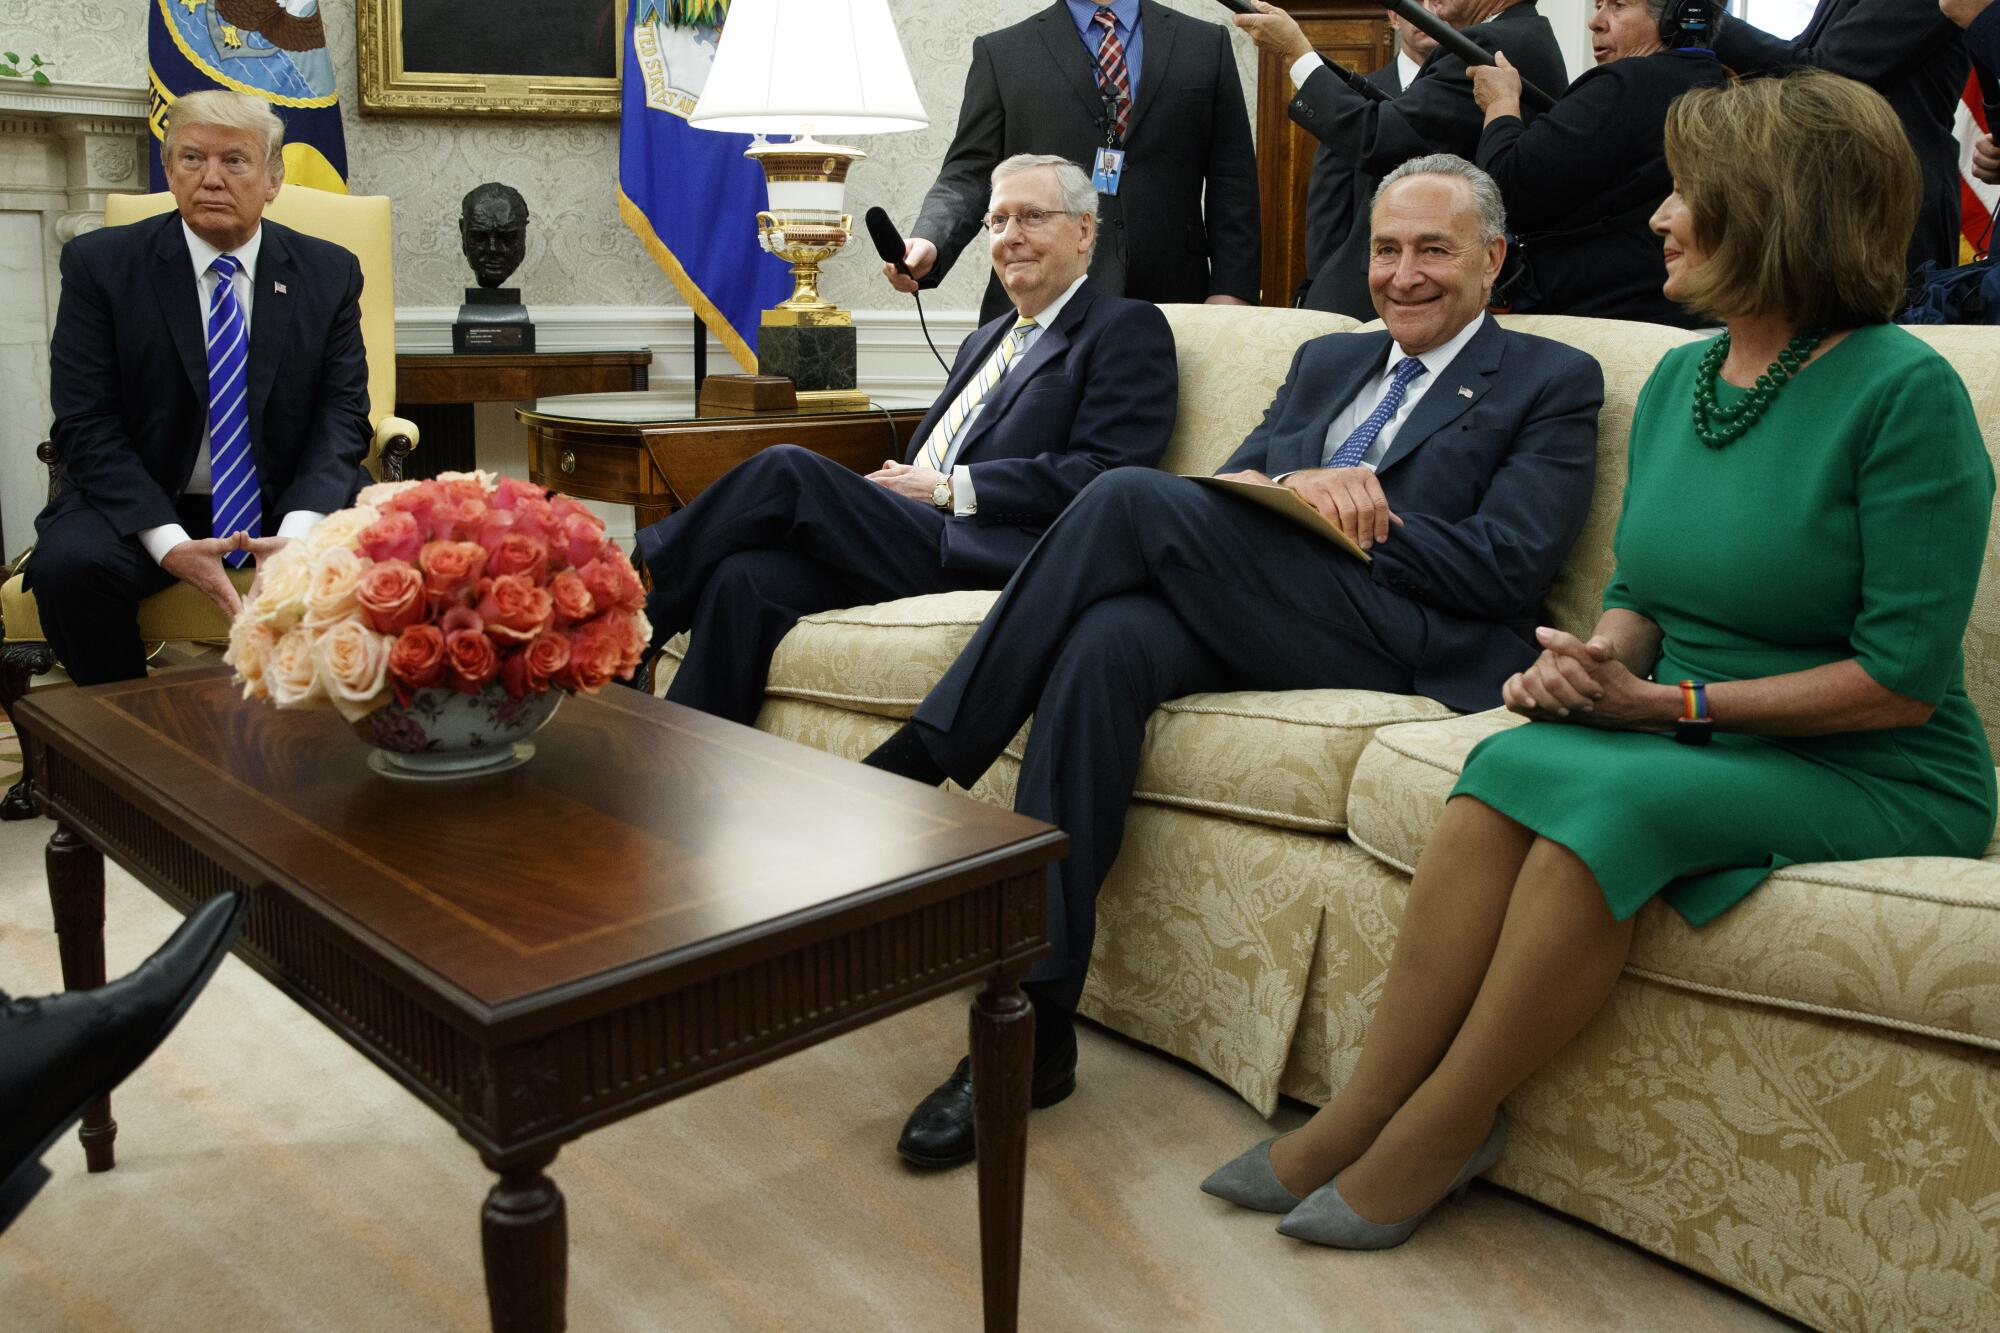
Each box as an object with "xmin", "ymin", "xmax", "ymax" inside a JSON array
[{"xmin": 356, "ymin": 0, "xmax": 625, "ymax": 118}]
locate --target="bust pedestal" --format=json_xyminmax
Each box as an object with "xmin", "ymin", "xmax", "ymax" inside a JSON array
[{"xmin": 453, "ymin": 288, "xmax": 536, "ymax": 355}]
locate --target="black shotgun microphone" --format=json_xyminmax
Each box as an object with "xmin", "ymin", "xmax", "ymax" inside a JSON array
[{"xmin": 865, "ymin": 206, "xmax": 951, "ymax": 373}]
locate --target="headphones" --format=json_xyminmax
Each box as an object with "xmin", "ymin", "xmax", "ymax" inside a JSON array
[{"xmin": 1657, "ymin": 0, "xmax": 1719, "ymax": 47}]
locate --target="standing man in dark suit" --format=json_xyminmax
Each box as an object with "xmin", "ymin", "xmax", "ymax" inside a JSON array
[
  {"xmin": 27, "ymin": 90, "xmax": 372, "ymax": 686},
  {"xmin": 883, "ymin": 1, "xmax": 1260, "ymax": 322},
  {"xmin": 1298, "ymin": 5, "xmax": 1441, "ymax": 304},
  {"xmin": 1715, "ymin": 1, "xmax": 1969, "ymax": 272},
  {"xmin": 1943, "ymin": 0, "xmax": 2000, "ymax": 184},
  {"xmin": 867, "ymin": 156, "xmax": 1604, "ymax": 1168},
  {"xmin": 1237, "ymin": 0, "xmax": 1567, "ymax": 318},
  {"xmin": 638, "ymin": 157, "xmax": 1178, "ymax": 726}
]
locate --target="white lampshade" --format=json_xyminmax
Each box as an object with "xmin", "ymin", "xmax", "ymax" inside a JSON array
[{"xmin": 690, "ymin": 0, "xmax": 927, "ymax": 136}]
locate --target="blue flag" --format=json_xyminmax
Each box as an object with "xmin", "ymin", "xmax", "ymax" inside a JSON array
[
  {"xmin": 621, "ymin": 3, "xmax": 791, "ymax": 371},
  {"xmin": 146, "ymin": 0, "xmax": 349, "ymax": 193}
]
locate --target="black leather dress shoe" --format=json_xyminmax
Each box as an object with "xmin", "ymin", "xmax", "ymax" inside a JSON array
[
  {"xmin": 895, "ymin": 1043, "xmax": 1078, "ymax": 1169},
  {"xmin": 0, "ymin": 891, "xmax": 248, "ymax": 1233}
]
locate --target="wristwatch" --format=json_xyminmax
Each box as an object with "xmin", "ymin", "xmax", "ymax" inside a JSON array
[
  {"xmin": 1673, "ymin": 679, "xmax": 1712, "ymax": 746},
  {"xmin": 931, "ymin": 478, "xmax": 953, "ymax": 509}
]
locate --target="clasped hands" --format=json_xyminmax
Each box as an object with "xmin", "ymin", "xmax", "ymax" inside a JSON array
[
  {"xmin": 162, "ymin": 531, "xmax": 289, "ymax": 620},
  {"xmin": 866, "ymin": 459, "xmax": 948, "ymax": 502},
  {"xmin": 1502, "ymin": 626, "xmax": 1666, "ymax": 729},
  {"xmin": 1219, "ymin": 465, "xmax": 1401, "ymax": 550}
]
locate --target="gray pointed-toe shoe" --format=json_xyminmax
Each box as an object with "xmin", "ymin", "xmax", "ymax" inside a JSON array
[
  {"xmin": 1276, "ymin": 1113, "xmax": 1508, "ymax": 1249},
  {"xmin": 1199, "ymin": 1136, "xmax": 1307, "ymax": 1214}
]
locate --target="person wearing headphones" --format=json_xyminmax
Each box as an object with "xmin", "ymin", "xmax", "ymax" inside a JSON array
[{"xmin": 1470, "ymin": 0, "xmax": 1729, "ymax": 326}]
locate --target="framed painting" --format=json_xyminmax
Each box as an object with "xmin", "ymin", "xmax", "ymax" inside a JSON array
[{"xmin": 356, "ymin": 0, "xmax": 624, "ymax": 117}]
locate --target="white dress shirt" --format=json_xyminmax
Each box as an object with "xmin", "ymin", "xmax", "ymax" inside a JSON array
[
  {"xmin": 1310, "ymin": 312, "xmax": 1488, "ymax": 472},
  {"xmin": 936, "ymin": 271, "xmax": 1089, "ymax": 516},
  {"xmin": 1288, "ymin": 49, "xmax": 1423, "ymax": 94},
  {"xmin": 138, "ymin": 221, "xmax": 323, "ymax": 566}
]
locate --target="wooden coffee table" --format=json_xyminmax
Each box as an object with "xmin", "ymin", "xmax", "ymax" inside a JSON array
[{"xmin": 14, "ymin": 670, "xmax": 1062, "ymax": 1331}]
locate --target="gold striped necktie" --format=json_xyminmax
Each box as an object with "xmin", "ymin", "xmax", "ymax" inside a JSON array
[{"xmin": 923, "ymin": 315, "xmax": 1038, "ymax": 471}]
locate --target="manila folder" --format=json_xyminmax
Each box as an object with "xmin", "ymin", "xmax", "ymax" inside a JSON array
[{"xmin": 1182, "ymin": 476, "xmax": 1370, "ymax": 563}]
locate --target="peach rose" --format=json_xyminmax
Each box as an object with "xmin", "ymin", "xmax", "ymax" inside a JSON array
[
  {"xmin": 356, "ymin": 560, "xmax": 427, "ymax": 635},
  {"xmin": 418, "ymin": 540, "xmax": 487, "ymax": 603},
  {"xmin": 475, "ymin": 573, "xmax": 554, "ymax": 643},
  {"xmin": 224, "ymin": 613, "xmax": 279, "ymax": 699},
  {"xmin": 247, "ymin": 540, "xmax": 312, "ymax": 630},
  {"xmin": 523, "ymin": 630, "xmax": 571, "ymax": 690},
  {"xmin": 486, "ymin": 531, "xmax": 549, "ymax": 584},
  {"xmin": 304, "ymin": 546, "xmax": 371, "ymax": 627},
  {"xmin": 445, "ymin": 626, "xmax": 500, "ymax": 694},
  {"xmin": 387, "ymin": 623, "xmax": 447, "ymax": 702},
  {"xmin": 265, "ymin": 625, "xmax": 324, "ymax": 708},
  {"xmin": 357, "ymin": 510, "xmax": 423, "ymax": 565},
  {"xmin": 578, "ymin": 554, "xmax": 645, "ymax": 614},
  {"xmin": 440, "ymin": 494, "xmax": 489, "ymax": 543},
  {"xmin": 303, "ymin": 504, "xmax": 380, "ymax": 557},
  {"xmin": 312, "ymin": 617, "xmax": 392, "ymax": 720},
  {"xmin": 548, "ymin": 569, "xmax": 593, "ymax": 626},
  {"xmin": 557, "ymin": 619, "xmax": 624, "ymax": 693}
]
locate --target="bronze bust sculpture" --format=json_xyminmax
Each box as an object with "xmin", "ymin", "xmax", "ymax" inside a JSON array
[{"xmin": 453, "ymin": 183, "xmax": 535, "ymax": 353}]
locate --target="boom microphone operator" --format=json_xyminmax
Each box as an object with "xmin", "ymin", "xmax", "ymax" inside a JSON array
[
  {"xmin": 865, "ymin": 206, "xmax": 952, "ymax": 374},
  {"xmin": 1382, "ymin": 0, "xmax": 1556, "ymax": 112}
]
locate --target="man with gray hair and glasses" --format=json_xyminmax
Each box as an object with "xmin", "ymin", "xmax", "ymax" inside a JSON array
[
  {"xmin": 633, "ymin": 155, "xmax": 1176, "ymax": 723},
  {"xmin": 869, "ymin": 156, "xmax": 1604, "ymax": 1170}
]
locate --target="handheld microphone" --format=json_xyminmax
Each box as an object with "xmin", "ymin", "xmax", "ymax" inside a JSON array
[
  {"xmin": 1382, "ymin": 0, "xmax": 1556, "ymax": 112},
  {"xmin": 865, "ymin": 205, "xmax": 951, "ymax": 374},
  {"xmin": 1211, "ymin": 0, "xmax": 1257, "ymax": 13},
  {"xmin": 865, "ymin": 206, "xmax": 910, "ymax": 277}
]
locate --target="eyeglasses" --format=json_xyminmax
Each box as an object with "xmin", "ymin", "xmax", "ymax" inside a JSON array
[{"xmin": 981, "ymin": 209, "xmax": 1074, "ymax": 234}]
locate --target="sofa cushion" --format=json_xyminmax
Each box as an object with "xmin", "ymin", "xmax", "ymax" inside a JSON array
[
  {"xmin": 1154, "ymin": 304, "xmax": 1359, "ymax": 476},
  {"xmin": 1347, "ymin": 710, "xmax": 2000, "ymax": 1052}
]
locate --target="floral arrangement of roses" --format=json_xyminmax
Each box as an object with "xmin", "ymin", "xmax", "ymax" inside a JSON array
[{"xmin": 225, "ymin": 471, "xmax": 650, "ymax": 721}]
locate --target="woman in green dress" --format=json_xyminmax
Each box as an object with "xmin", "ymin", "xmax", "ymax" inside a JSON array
[{"xmin": 1203, "ymin": 70, "xmax": 1996, "ymax": 1248}]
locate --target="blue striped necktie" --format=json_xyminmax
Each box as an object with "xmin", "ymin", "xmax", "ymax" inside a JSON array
[
  {"xmin": 205, "ymin": 253, "xmax": 260, "ymax": 568},
  {"xmin": 1326, "ymin": 356, "xmax": 1427, "ymax": 469}
]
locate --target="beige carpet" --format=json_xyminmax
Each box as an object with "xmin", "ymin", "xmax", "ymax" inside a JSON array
[{"xmin": 0, "ymin": 776, "xmax": 1797, "ymax": 1332}]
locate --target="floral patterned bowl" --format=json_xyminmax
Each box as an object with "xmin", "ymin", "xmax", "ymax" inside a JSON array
[{"xmin": 352, "ymin": 683, "xmax": 563, "ymax": 778}]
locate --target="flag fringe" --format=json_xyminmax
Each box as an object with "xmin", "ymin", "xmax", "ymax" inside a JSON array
[{"xmin": 618, "ymin": 186, "xmax": 761, "ymax": 374}]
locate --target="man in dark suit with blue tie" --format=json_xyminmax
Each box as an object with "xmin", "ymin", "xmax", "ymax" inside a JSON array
[
  {"xmin": 635, "ymin": 156, "xmax": 1177, "ymax": 725},
  {"xmin": 28, "ymin": 90, "xmax": 372, "ymax": 686},
  {"xmin": 867, "ymin": 155, "xmax": 1604, "ymax": 1168}
]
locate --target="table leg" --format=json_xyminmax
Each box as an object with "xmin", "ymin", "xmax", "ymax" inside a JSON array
[
  {"xmin": 47, "ymin": 823, "xmax": 116, "ymax": 1172},
  {"xmin": 970, "ymin": 970, "xmax": 1033, "ymax": 1333},
  {"xmin": 480, "ymin": 1147, "xmax": 567, "ymax": 1333}
]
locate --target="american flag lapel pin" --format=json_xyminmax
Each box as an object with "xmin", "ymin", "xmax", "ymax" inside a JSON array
[
  {"xmin": 1457, "ymin": 385, "xmax": 1473, "ymax": 399},
  {"xmin": 273, "ymin": 281, "xmax": 288, "ymax": 294}
]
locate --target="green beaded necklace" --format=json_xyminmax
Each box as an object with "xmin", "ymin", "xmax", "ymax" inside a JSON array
[{"xmin": 1689, "ymin": 325, "xmax": 1828, "ymax": 449}]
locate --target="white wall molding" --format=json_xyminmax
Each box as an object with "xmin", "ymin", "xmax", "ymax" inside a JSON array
[{"xmin": 0, "ymin": 80, "xmax": 148, "ymax": 120}]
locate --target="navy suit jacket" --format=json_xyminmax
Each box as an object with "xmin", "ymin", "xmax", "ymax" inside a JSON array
[
  {"xmin": 1218, "ymin": 317, "xmax": 1603, "ymax": 709},
  {"xmin": 905, "ymin": 277, "xmax": 1177, "ymax": 581},
  {"xmin": 37, "ymin": 209, "xmax": 372, "ymax": 543}
]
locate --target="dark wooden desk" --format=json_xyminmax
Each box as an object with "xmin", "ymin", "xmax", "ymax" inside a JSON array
[
  {"xmin": 17, "ymin": 672, "xmax": 1060, "ymax": 1332},
  {"xmin": 521, "ymin": 405, "xmax": 929, "ymax": 530},
  {"xmin": 395, "ymin": 350, "xmax": 653, "ymax": 477}
]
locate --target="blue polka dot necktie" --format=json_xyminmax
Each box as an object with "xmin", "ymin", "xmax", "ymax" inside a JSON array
[
  {"xmin": 204, "ymin": 253, "xmax": 260, "ymax": 568},
  {"xmin": 1325, "ymin": 356, "xmax": 1428, "ymax": 469}
]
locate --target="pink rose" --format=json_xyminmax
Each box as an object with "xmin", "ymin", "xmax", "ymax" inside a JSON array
[
  {"xmin": 491, "ymin": 477, "xmax": 545, "ymax": 510},
  {"xmin": 498, "ymin": 648, "xmax": 530, "ymax": 700},
  {"xmin": 418, "ymin": 540, "xmax": 487, "ymax": 603},
  {"xmin": 523, "ymin": 630, "xmax": 571, "ymax": 690},
  {"xmin": 561, "ymin": 510, "xmax": 608, "ymax": 568},
  {"xmin": 486, "ymin": 531, "xmax": 549, "ymax": 584},
  {"xmin": 475, "ymin": 573, "xmax": 554, "ymax": 643},
  {"xmin": 445, "ymin": 626, "xmax": 499, "ymax": 694},
  {"xmin": 441, "ymin": 495, "xmax": 489, "ymax": 543},
  {"xmin": 357, "ymin": 510, "xmax": 422, "ymax": 565},
  {"xmin": 578, "ymin": 554, "xmax": 646, "ymax": 614},
  {"xmin": 356, "ymin": 560, "xmax": 426, "ymax": 635},
  {"xmin": 548, "ymin": 569, "xmax": 593, "ymax": 626},
  {"xmin": 557, "ymin": 619, "xmax": 624, "ymax": 693},
  {"xmin": 387, "ymin": 624, "xmax": 446, "ymax": 703},
  {"xmin": 510, "ymin": 495, "xmax": 559, "ymax": 552}
]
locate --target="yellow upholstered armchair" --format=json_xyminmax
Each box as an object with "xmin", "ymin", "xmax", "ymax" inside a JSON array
[{"xmin": 0, "ymin": 186, "xmax": 417, "ymax": 819}]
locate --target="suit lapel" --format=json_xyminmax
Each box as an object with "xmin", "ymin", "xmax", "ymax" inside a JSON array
[
  {"xmin": 1373, "ymin": 316, "xmax": 1503, "ymax": 477},
  {"xmin": 246, "ymin": 222, "xmax": 293, "ymax": 439},
  {"xmin": 903, "ymin": 313, "xmax": 1014, "ymax": 465},
  {"xmin": 147, "ymin": 213, "xmax": 207, "ymax": 401},
  {"xmin": 1035, "ymin": 2, "xmax": 1112, "ymax": 131},
  {"xmin": 1123, "ymin": 1, "xmax": 1176, "ymax": 143},
  {"xmin": 954, "ymin": 283, "xmax": 1092, "ymax": 461},
  {"xmin": 1292, "ymin": 332, "xmax": 1392, "ymax": 475}
]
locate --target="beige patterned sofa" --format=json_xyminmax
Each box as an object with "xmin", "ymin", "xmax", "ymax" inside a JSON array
[{"xmin": 659, "ymin": 307, "xmax": 2000, "ymax": 1332}]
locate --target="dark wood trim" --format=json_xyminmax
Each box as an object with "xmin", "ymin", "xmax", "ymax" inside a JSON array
[{"xmin": 393, "ymin": 350, "xmax": 652, "ymax": 407}]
